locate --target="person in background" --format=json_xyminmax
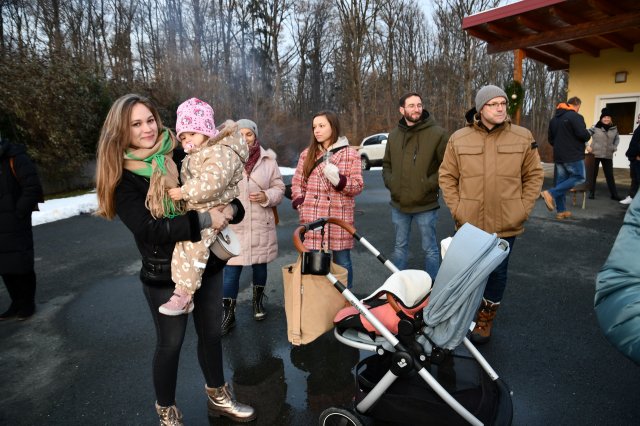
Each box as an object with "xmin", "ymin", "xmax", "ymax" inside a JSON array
[
  {"xmin": 541, "ymin": 96, "xmax": 591, "ymax": 219},
  {"xmin": 0, "ymin": 137, "xmax": 43, "ymax": 321},
  {"xmin": 620, "ymin": 113, "xmax": 640, "ymax": 206},
  {"xmin": 586, "ymin": 108, "xmax": 621, "ymax": 200},
  {"xmin": 95, "ymin": 94, "xmax": 255, "ymax": 425},
  {"xmin": 382, "ymin": 92, "xmax": 448, "ymax": 279},
  {"xmin": 439, "ymin": 85, "xmax": 544, "ymax": 344},
  {"xmin": 222, "ymin": 119, "xmax": 285, "ymax": 335},
  {"xmin": 290, "ymin": 111, "xmax": 363, "ymax": 288}
]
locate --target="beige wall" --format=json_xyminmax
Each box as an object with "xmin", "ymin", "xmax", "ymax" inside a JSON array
[{"xmin": 568, "ymin": 44, "xmax": 640, "ymax": 125}]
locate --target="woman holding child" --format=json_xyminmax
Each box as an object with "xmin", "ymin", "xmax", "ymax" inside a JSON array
[{"xmin": 95, "ymin": 94, "xmax": 255, "ymax": 425}]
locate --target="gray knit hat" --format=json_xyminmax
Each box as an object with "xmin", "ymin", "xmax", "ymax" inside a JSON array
[
  {"xmin": 236, "ymin": 119, "xmax": 259, "ymax": 138},
  {"xmin": 475, "ymin": 85, "xmax": 508, "ymax": 112}
]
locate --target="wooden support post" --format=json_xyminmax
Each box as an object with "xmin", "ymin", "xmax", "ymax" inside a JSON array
[{"xmin": 514, "ymin": 49, "xmax": 524, "ymax": 125}]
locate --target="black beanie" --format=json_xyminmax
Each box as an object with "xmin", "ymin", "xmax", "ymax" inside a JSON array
[{"xmin": 600, "ymin": 107, "xmax": 613, "ymax": 120}]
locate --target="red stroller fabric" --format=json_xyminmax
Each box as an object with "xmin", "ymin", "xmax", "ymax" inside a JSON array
[{"xmin": 334, "ymin": 269, "xmax": 432, "ymax": 335}]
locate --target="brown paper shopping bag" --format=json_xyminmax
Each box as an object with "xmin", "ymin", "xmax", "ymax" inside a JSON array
[{"xmin": 282, "ymin": 255, "xmax": 348, "ymax": 345}]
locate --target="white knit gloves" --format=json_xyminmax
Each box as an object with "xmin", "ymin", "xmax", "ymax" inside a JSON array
[{"xmin": 323, "ymin": 163, "xmax": 340, "ymax": 186}]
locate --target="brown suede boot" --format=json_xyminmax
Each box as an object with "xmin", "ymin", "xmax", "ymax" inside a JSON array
[
  {"xmin": 470, "ymin": 298, "xmax": 500, "ymax": 344},
  {"xmin": 205, "ymin": 383, "xmax": 256, "ymax": 422}
]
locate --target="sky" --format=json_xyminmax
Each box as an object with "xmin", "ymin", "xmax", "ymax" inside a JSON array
[{"xmin": 32, "ymin": 167, "xmax": 296, "ymax": 227}]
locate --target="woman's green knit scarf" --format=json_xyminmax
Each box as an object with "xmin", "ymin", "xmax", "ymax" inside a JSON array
[{"xmin": 123, "ymin": 129, "xmax": 184, "ymax": 218}]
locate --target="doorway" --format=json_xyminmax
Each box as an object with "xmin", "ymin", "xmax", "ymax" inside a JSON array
[{"xmin": 596, "ymin": 94, "xmax": 640, "ymax": 168}]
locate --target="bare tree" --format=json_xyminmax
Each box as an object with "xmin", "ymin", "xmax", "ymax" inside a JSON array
[
  {"xmin": 522, "ymin": 60, "xmax": 567, "ymax": 161},
  {"xmin": 335, "ymin": 0, "xmax": 380, "ymax": 142},
  {"xmin": 0, "ymin": 0, "xmax": 568, "ymax": 181}
]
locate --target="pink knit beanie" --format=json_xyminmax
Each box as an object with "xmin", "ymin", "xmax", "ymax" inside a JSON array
[{"xmin": 176, "ymin": 98, "xmax": 219, "ymax": 139}]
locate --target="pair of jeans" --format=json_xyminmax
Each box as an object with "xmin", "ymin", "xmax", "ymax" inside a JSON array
[
  {"xmin": 550, "ymin": 160, "xmax": 586, "ymax": 212},
  {"xmin": 332, "ymin": 249, "xmax": 353, "ymax": 289},
  {"xmin": 222, "ymin": 263, "xmax": 267, "ymax": 299},
  {"xmin": 390, "ymin": 206, "xmax": 440, "ymax": 280},
  {"xmin": 483, "ymin": 237, "xmax": 516, "ymax": 303},
  {"xmin": 143, "ymin": 264, "xmax": 224, "ymax": 406}
]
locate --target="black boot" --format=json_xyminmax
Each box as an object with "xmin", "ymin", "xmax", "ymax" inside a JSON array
[
  {"xmin": 221, "ymin": 298, "xmax": 236, "ymax": 336},
  {"xmin": 0, "ymin": 303, "xmax": 19, "ymax": 321},
  {"xmin": 17, "ymin": 304, "xmax": 36, "ymax": 321},
  {"xmin": 252, "ymin": 285, "xmax": 267, "ymax": 321}
]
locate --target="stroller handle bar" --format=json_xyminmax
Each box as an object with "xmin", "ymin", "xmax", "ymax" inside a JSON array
[
  {"xmin": 293, "ymin": 217, "xmax": 356, "ymax": 253},
  {"xmin": 293, "ymin": 217, "xmax": 403, "ymax": 313}
]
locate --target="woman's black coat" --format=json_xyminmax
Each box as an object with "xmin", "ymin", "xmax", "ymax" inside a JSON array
[
  {"xmin": 0, "ymin": 139, "xmax": 44, "ymax": 274},
  {"xmin": 114, "ymin": 160, "xmax": 244, "ymax": 286}
]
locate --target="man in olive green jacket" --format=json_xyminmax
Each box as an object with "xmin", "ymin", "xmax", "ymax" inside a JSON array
[
  {"xmin": 439, "ymin": 85, "xmax": 544, "ymax": 344},
  {"xmin": 382, "ymin": 92, "xmax": 448, "ymax": 279}
]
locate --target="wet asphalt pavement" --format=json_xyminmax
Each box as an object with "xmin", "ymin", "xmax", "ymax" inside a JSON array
[{"xmin": 1, "ymin": 168, "xmax": 639, "ymax": 426}]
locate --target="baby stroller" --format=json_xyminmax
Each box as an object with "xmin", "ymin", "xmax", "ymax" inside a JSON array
[{"xmin": 292, "ymin": 217, "xmax": 513, "ymax": 426}]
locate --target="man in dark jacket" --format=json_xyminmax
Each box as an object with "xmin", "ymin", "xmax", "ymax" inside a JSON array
[
  {"xmin": 541, "ymin": 96, "xmax": 591, "ymax": 219},
  {"xmin": 382, "ymin": 92, "xmax": 448, "ymax": 279},
  {"xmin": 620, "ymin": 113, "xmax": 640, "ymax": 205},
  {"xmin": 0, "ymin": 137, "xmax": 43, "ymax": 320}
]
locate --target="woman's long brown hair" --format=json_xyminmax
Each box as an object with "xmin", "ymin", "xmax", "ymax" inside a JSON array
[
  {"xmin": 95, "ymin": 94, "xmax": 164, "ymax": 219},
  {"xmin": 302, "ymin": 110, "xmax": 341, "ymax": 181}
]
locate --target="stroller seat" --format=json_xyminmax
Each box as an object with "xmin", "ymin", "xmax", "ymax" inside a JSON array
[
  {"xmin": 335, "ymin": 328, "xmax": 395, "ymax": 353},
  {"xmin": 333, "ymin": 269, "xmax": 431, "ymax": 336}
]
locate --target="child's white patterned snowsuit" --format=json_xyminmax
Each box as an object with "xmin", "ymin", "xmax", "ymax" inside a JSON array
[{"xmin": 171, "ymin": 122, "xmax": 248, "ymax": 294}]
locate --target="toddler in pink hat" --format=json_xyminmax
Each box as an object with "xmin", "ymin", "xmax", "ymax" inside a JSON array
[{"xmin": 159, "ymin": 98, "xmax": 248, "ymax": 316}]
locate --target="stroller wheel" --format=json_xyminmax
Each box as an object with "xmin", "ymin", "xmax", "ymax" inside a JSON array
[{"xmin": 319, "ymin": 407, "xmax": 363, "ymax": 426}]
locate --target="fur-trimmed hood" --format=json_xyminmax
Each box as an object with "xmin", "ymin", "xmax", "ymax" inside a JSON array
[{"xmin": 189, "ymin": 119, "xmax": 248, "ymax": 164}]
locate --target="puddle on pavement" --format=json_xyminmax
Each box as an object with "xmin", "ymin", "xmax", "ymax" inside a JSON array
[{"xmin": 224, "ymin": 329, "xmax": 361, "ymax": 425}]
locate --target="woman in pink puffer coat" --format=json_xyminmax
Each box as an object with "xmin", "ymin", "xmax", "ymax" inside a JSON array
[
  {"xmin": 291, "ymin": 111, "xmax": 364, "ymax": 288},
  {"xmin": 222, "ymin": 119, "xmax": 285, "ymax": 335}
]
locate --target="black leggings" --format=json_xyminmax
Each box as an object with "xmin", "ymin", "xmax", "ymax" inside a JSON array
[
  {"xmin": 591, "ymin": 157, "xmax": 619, "ymax": 197},
  {"xmin": 143, "ymin": 266, "xmax": 224, "ymax": 406}
]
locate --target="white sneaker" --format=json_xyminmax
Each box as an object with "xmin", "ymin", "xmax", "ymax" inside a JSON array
[{"xmin": 619, "ymin": 196, "xmax": 633, "ymax": 205}]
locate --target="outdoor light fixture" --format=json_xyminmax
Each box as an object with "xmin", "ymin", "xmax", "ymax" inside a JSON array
[{"xmin": 615, "ymin": 71, "xmax": 627, "ymax": 83}]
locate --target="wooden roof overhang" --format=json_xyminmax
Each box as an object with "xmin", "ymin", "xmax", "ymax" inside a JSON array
[{"xmin": 462, "ymin": 0, "xmax": 640, "ymax": 71}]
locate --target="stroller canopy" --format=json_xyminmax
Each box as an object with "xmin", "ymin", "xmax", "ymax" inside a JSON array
[
  {"xmin": 363, "ymin": 269, "xmax": 432, "ymax": 308},
  {"xmin": 420, "ymin": 223, "xmax": 510, "ymax": 351}
]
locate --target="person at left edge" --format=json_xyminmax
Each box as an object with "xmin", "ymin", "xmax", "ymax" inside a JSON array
[
  {"xmin": 95, "ymin": 94, "xmax": 256, "ymax": 425},
  {"xmin": 0, "ymin": 137, "xmax": 44, "ymax": 321}
]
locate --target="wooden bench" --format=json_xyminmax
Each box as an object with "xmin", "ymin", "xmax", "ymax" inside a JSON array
[{"xmin": 570, "ymin": 186, "xmax": 587, "ymax": 209}]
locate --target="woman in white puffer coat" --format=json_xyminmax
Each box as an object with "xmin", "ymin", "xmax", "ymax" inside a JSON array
[{"xmin": 222, "ymin": 119, "xmax": 285, "ymax": 335}]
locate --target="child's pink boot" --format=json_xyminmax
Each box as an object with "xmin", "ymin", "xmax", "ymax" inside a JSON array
[{"xmin": 159, "ymin": 288, "xmax": 194, "ymax": 316}]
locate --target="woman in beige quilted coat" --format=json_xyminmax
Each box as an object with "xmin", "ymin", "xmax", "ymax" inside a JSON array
[{"xmin": 222, "ymin": 119, "xmax": 285, "ymax": 335}]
